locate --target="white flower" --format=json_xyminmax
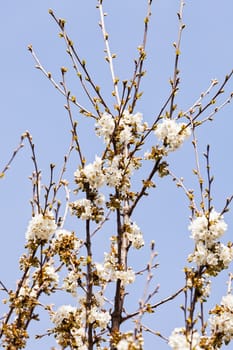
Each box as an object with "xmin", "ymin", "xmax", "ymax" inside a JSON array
[
  {"xmin": 209, "ymin": 309, "xmax": 233, "ymax": 344},
  {"xmin": 189, "ymin": 210, "xmax": 227, "ymax": 244},
  {"xmin": 188, "ymin": 241, "xmax": 233, "ymax": 272},
  {"xmin": 93, "ymin": 291, "xmax": 105, "ymax": 307},
  {"xmin": 104, "ymin": 155, "xmax": 123, "ymax": 187},
  {"xmin": 117, "ymin": 339, "xmax": 129, "ymax": 350},
  {"xmin": 168, "ymin": 328, "xmax": 190, "ymax": 350},
  {"xmin": 25, "ymin": 213, "xmax": 57, "ymax": 242},
  {"xmin": 126, "ymin": 222, "xmax": 144, "ymax": 249},
  {"xmin": 70, "ymin": 198, "xmax": 92, "ymax": 220},
  {"xmin": 18, "ymin": 279, "xmax": 39, "ymax": 299},
  {"xmin": 95, "ymin": 262, "xmax": 113, "ymax": 282},
  {"xmin": 74, "ymin": 156, "xmax": 104, "ymax": 190},
  {"xmin": 131, "ymin": 112, "xmax": 147, "ymax": 132},
  {"xmin": 88, "ymin": 307, "xmax": 111, "ymax": 329},
  {"xmin": 70, "ymin": 328, "xmax": 88, "ymax": 350},
  {"xmin": 216, "ymin": 243, "xmax": 233, "ymax": 268},
  {"xmin": 188, "ymin": 241, "xmax": 208, "ymax": 266},
  {"xmin": 155, "ymin": 119, "xmax": 191, "ymax": 151},
  {"xmin": 95, "ymin": 110, "xmax": 146, "ymax": 146},
  {"xmin": 221, "ymin": 294, "xmax": 233, "ymax": 312},
  {"xmin": 43, "ymin": 264, "xmax": 59, "ymax": 284},
  {"xmin": 94, "ymin": 193, "xmax": 105, "ymax": 206},
  {"xmin": 53, "ymin": 229, "xmax": 81, "ymax": 251},
  {"xmin": 119, "ymin": 125, "xmax": 132, "ymax": 143},
  {"xmin": 206, "ymin": 251, "xmax": 218, "ymax": 266},
  {"xmin": 62, "ymin": 270, "xmax": 78, "ymax": 296},
  {"xmin": 168, "ymin": 328, "xmax": 201, "ymax": 350},
  {"xmin": 188, "ymin": 210, "xmax": 230, "ymax": 274},
  {"xmin": 120, "ymin": 111, "xmax": 147, "ymax": 133},
  {"xmin": 51, "ymin": 305, "xmax": 76, "ymax": 327},
  {"xmin": 114, "ymin": 268, "xmax": 135, "ymax": 285},
  {"xmin": 95, "ymin": 112, "xmax": 115, "ymax": 143}
]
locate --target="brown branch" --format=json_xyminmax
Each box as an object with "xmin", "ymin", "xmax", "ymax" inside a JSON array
[
  {"xmin": 0, "ymin": 134, "xmax": 24, "ymax": 177},
  {"xmin": 122, "ymin": 286, "xmax": 184, "ymax": 322},
  {"xmin": 168, "ymin": 0, "xmax": 185, "ymax": 119},
  {"xmin": 188, "ymin": 69, "xmax": 233, "ymax": 126},
  {"xmin": 129, "ymin": 158, "xmax": 161, "ymax": 216}
]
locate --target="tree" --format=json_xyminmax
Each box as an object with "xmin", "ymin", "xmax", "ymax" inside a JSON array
[{"xmin": 1, "ymin": 1, "xmax": 233, "ymax": 349}]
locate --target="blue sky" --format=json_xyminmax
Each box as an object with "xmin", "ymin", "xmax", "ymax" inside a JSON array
[{"xmin": 1, "ymin": 1, "xmax": 233, "ymax": 349}]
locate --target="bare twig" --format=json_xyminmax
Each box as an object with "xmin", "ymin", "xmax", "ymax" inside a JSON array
[
  {"xmin": 0, "ymin": 134, "xmax": 24, "ymax": 178},
  {"xmin": 98, "ymin": 1, "xmax": 121, "ymax": 107},
  {"xmin": 28, "ymin": 45, "xmax": 95, "ymax": 118},
  {"xmin": 168, "ymin": 0, "xmax": 185, "ymax": 119}
]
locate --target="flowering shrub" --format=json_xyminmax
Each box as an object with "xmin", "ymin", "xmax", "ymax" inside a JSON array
[{"xmin": 1, "ymin": 1, "xmax": 233, "ymax": 349}]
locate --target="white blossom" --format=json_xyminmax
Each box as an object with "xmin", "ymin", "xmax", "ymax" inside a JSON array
[
  {"xmin": 95, "ymin": 262, "xmax": 113, "ymax": 282},
  {"xmin": 95, "ymin": 112, "xmax": 115, "ymax": 143},
  {"xmin": 216, "ymin": 242, "xmax": 233, "ymax": 267},
  {"xmin": 25, "ymin": 213, "xmax": 57, "ymax": 242},
  {"xmin": 168, "ymin": 328, "xmax": 201, "ymax": 350},
  {"xmin": 62, "ymin": 270, "xmax": 78, "ymax": 296},
  {"xmin": 119, "ymin": 124, "xmax": 132, "ymax": 144},
  {"xmin": 114, "ymin": 268, "xmax": 135, "ymax": 285},
  {"xmin": 125, "ymin": 221, "xmax": 144, "ymax": 249},
  {"xmin": 209, "ymin": 296, "xmax": 233, "ymax": 344},
  {"xmin": 104, "ymin": 155, "xmax": 123, "ymax": 187},
  {"xmin": 221, "ymin": 294, "xmax": 233, "ymax": 312},
  {"xmin": 188, "ymin": 241, "xmax": 233, "ymax": 272},
  {"xmin": 116, "ymin": 333, "xmax": 141, "ymax": 350},
  {"xmin": 74, "ymin": 156, "xmax": 104, "ymax": 190},
  {"xmin": 88, "ymin": 307, "xmax": 111, "ymax": 329},
  {"xmin": 18, "ymin": 280, "xmax": 39, "ymax": 299},
  {"xmin": 120, "ymin": 111, "xmax": 147, "ymax": 134},
  {"xmin": 189, "ymin": 210, "xmax": 227, "ymax": 244},
  {"xmin": 43, "ymin": 264, "xmax": 59, "ymax": 285},
  {"xmin": 117, "ymin": 339, "xmax": 129, "ymax": 350},
  {"xmin": 93, "ymin": 291, "xmax": 105, "ymax": 307},
  {"xmin": 53, "ymin": 229, "xmax": 81, "ymax": 251},
  {"xmin": 130, "ymin": 111, "xmax": 148, "ymax": 132},
  {"xmin": 70, "ymin": 328, "xmax": 88, "ymax": 350},
  {"xmin": 94, "ymin": 193, "xmax": 105, "ymax": 206},
  {"xmin": 70, "ymin": 198, "xmax": 92, "ymax": 220},
  {"xmin": 155, "ymin": 119, "xmax": 191, "ymax": 151},
  {"xmin": 51, "ymin": 305, "xmax": 76, "ymax": 327},
  {"xmin": 188, "ymin": 210, "xmax": 232, "ymax": 274}
]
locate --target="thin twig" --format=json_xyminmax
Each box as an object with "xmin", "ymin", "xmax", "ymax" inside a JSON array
[
  {"xmin": 98, "ymin": 1, "xmax": 121, "ymax": 107},
  {"xmin": 28, "ymin": 45, "xmax": 95, "ymax": 117},
  {"xmin": 168, "ymin": 0, "xmax": 185, "ymax": 119},
  {"xmin": 0, "ymin": 134, "xmax": 24, "ymax": 177},
  {"xmin": 123, "ymin": 287, "xmax": 184, "ymax": 321}
]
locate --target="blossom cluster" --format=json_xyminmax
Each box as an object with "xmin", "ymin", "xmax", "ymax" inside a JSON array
[
  {"xmin": 74, "ymin": 152, "xmax": 140, "ymax": 196},
  {"xmin": 188, "ymin": 209, "xmax": 233, "ymax": 275},
  {"xmin": 50, "ymin": 229, "xmax": 82, "ymax": 296},
  {"xmin": 95, "ymin": 111, "xmax": 115, "ymax": 143},
  {"xmin": 52, "ymin": 229, "xmax": 82, "ymax": 252},
  {"xmin": 116, "ymin": 332, "xmax": 144, "ymax": 350},
  {"xmin": 74, "ymin": 156, "xmax": 104, "ymax": 191},
  {"xmin": 50, "ymin": 299, "xmax": 111, "ymax": 348},
  {"xmin": 32, "ymin": 262, "xmax": 59, "ymax": 294},
  {"xmin": 124, "ymin": 220, "xmax": 144, "ymax": 249},
  {"xmin": 154, "ymin": 118, "xmax": 191, "ymax": 152},
  {"xmin": 168, "ymin": 328, "xmax": 201, "ymax": 350},
  {"xmin": 209, "ymin": 294, "xmax": 233, "ymax": 346},
  {"xmin": 25, "ymin": 212, "xmax": 57, "ymax": 242},
  {"xmin": 70, "ymin": 196, "xmax": 104, "ymax": 223},
  {"xmin": 62, "ymin": 270, "xmax": 79, "ymax": 297},
  {"xmin": 95, "ymin": 110, "xmax": 148, "ymax": 145},
  {"xmin": 50, "ymin": 304, "xmax": 87, "ymax": 349},
  {"xmin": 95, "ymin": 240, "xmax": 135, "ymax": 286}
]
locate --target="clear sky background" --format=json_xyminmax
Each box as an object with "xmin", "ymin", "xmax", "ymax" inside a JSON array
[{"xmin": 1, "ymin": 1, "xmax": 233, "ymax": 349}]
